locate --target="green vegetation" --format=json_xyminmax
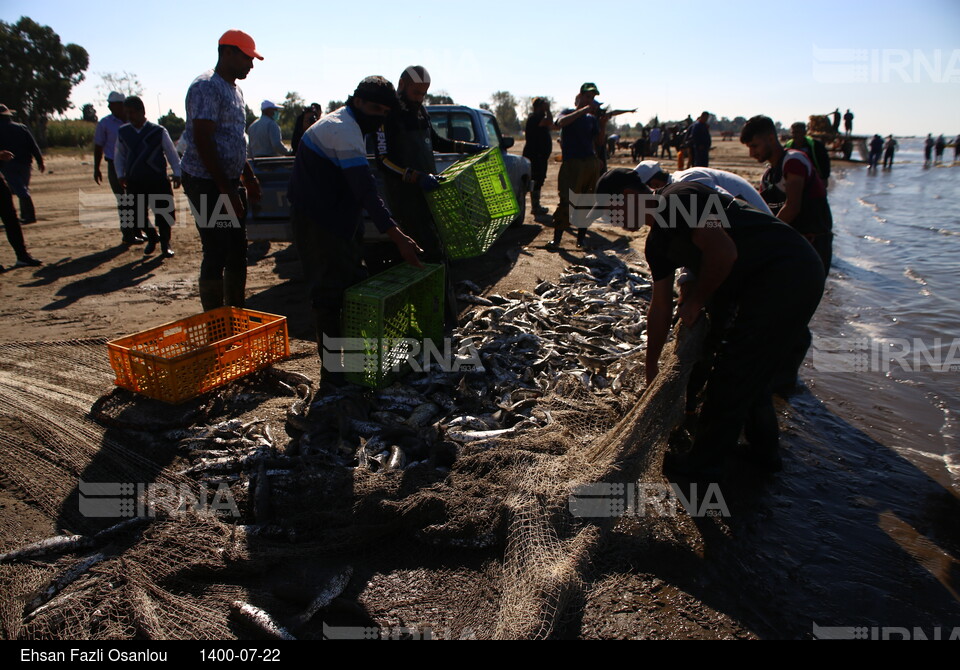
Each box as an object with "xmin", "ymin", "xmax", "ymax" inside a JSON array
[{"xmin": 45, "ymin": 120, "xmax": 95, "ymax": 148}]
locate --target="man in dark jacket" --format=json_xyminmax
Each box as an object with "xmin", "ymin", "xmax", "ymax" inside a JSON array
[
  {"xmin": 0, "ymin": 104, "xmax": 45, "ymax": 224},
  {"xmin": 689, "ymin": 111, "xmax": 712, "ymax": 167},
  {"xmin": 374, "ymin": 65, "xmax": 484, "ymax": 263},
  {"xmin": 374, "ymin": 65, "xmax": 484, "ymax": 326}
]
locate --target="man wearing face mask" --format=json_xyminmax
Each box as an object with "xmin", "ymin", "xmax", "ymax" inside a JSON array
[
  {"xmin": 374, "ymin": 65, "xmax": 485, "ymax": 265},
  {"xmin": 287, "ymin": 76, "xmax": 423, "ymax": 386}
]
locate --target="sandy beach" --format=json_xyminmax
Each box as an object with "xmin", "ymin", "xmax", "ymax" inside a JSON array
[{"xmin": 1, "ymin": 138, "xmax": 958, "ymax": 640}]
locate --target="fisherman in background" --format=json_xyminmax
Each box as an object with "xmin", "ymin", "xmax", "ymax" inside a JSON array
[
  {"xmin": 882, "ymin": 135, "xmax": 898, "ymax": 169},
  {"xmin": 523, "ymin": 97, "xmax": 554, "ymax": 218},
  {"xmin": 291, "ymin": 103, "xmax": 321, "ymax": 154},
  {"xmin": 0, "ymin": 150, "xmax": 41, "ymax": 270},
  {"xmin": 95, "ymin": 92, "xmax": 142, "ymax": 245},
  {"xmin": 785, "ymin": 121, "xmax": 831, "ymax": 187},
  {"xmin": 741, "ymin": 114, "xmax": 832, "ymax": 396},
  {"xmin": 0, "ymin": 104, "xmax": 44, "ymax": 225},
  {"xmin": 550, "ymin": 83, "xmax": 636, "ymax": 250},
  {"xmin": 247, "ymin": 100, "xmax": 290, "ymax": 158}
]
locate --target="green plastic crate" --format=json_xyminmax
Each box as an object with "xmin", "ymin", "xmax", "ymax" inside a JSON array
[
  {"xmin": 426, "ymin": 148, "xmax": 519, "ymax": 259},
  {"xmin": 342, "ymin": 263, "xmax": 445, "ymax": 388}
]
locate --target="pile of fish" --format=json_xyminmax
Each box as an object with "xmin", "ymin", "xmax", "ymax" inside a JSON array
[{"xmin": 291, "ymin": 248, "xmax": 653, "ymax": 473}]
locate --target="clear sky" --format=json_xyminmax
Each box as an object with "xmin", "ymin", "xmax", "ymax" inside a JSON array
[{"xmin": 3, "ymin": 0, "xmax": 958, "ymax": 136}]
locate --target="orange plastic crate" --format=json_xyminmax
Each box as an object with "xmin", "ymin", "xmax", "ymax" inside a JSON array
[{"xmin": 107, "ymin": 307, "xmax": 289, "ymax": 404}]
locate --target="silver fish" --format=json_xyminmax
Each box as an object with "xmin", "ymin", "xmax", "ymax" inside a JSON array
[
  {"xmin": 0, "ymin": 534, "xmax": 94, "ymax": 564},
  {"xmin": 24, "ymin": 552, "xmax": 106, "ymax": 616},
  {"xmin": 289, "ymin": 566, "xmax": 354, "ymax": 630},
  {"xmin": 231, "ymin": 601, "xmax": 297, "ymax": 640}
]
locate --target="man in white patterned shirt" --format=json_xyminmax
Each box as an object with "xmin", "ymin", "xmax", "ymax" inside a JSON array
[{"xmin": 180, "ymin": 29, "xmax": 263, "ymax": 311}]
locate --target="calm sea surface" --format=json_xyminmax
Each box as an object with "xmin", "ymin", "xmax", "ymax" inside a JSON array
[{"xmin": 806, "ymin": 137, "xmax": 960, "ymax": 489}]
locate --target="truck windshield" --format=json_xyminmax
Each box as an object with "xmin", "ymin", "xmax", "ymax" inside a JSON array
[
  {"xmin": 431, "ymin": 112, "xmax": 476, "ymax": 143},
  {"xmin": 483, "ymin": 115, "xmax": 503, "ymax": 148}
]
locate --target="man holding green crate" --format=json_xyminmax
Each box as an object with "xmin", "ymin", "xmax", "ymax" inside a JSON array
[
  {"xmin": 287, "ymin": 76, "xmax": 422, "ymax": 387},
  {"xmin": 374, "ymin": 65, "xmax": 485, "ymax": 327}
]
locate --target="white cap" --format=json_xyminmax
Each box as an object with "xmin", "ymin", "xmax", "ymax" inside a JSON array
[
  {"xmin": 107, "ymin": 91, "xmax": 125, "ymax": 103},
  {"xmin": 261, "ymin": 99, "xmax": 280, "ymax": 112},
  {"xmin": 634, "ymin": 160, "xmax": 663, "ymax": 184}
]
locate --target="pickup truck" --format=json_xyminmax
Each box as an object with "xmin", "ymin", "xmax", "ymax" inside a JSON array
[{"xmin": 246, "ymin": 104, "xmax": 532, "ymax": 243}]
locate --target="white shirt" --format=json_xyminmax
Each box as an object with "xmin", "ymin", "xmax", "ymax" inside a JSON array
[
  {"xmin": 247, "ymin": 114, "xmax": 288, "ymax": 158},
  {"xmin": 665, "ymin": 167, "xmax": 771, "ymax": 215}
]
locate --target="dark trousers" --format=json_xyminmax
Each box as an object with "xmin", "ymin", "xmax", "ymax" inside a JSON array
[
  {"xmin": 691, "ymin": 254, "xmax": 825, "ymax": 462},
  {"xmin": 106, "ymin": 159, "xmax": 135, "ymax": 239},
  {"xmin": 125, "ymin": 177, "xmax": 174, "ymax": 244},
  {"xmin": 182, "ymin": 172, "xmax": 247, "ymax": 310},
  {"xmin": 291, "ymin": 208, "xmax": 367, "ymax": 368},
  {"xmin": 0, "ymin": 174, "xmax": 28, "ymax": 259},
  {"xmin": 0, "ymin": 161, "xmax": 35, "ymax": 222},
  {"xmin": 693, "ymin": 145, "xmax": 710, "ymax": 167},
  {"xmin": 527, "ymin": 154, "xmax": 549, "ymax": 190},
  {"xmin": 883, "ymin": 149, "xmax": 895, "ymax": 168}
]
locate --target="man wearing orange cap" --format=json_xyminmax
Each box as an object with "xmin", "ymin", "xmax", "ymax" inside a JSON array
[{"xmin": 180, "ymin": 29, "xmax": 263, "ymax": 311}]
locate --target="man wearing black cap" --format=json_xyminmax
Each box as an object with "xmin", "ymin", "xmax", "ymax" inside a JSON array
[
  {"xmin": 0, "ymin": 104, "xmax": 44, "ymax": 225},
  {"xmin": 180, "ymin": 29, "xmax": 263, "ymax": 311},
  {"xmin": 288, "ymin": 76, "xmax": 423, "ymax": 385},
  {"xmin": 594, "ymin": 174, "xmax": 825, "ymax": 476}
]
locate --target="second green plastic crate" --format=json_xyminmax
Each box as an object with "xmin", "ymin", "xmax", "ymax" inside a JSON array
[{"xmin": 341, "ymin": 263, "xmax": 444, "ymax": 388}]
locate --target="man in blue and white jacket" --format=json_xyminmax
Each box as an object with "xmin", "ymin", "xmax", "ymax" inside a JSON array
[{"xmin": 287, "ymin": 76, "xmax": 422, "ymax": 385}]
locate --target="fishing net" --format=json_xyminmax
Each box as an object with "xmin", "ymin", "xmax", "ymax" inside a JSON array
[{"xmin": 0, "ymin": 250, "xmax": 707, "ymax": 640}]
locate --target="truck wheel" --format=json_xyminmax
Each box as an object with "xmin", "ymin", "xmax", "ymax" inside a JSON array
[{"xmin": 510, "ymin": 186, "xmax": 527, "ymax": 228}]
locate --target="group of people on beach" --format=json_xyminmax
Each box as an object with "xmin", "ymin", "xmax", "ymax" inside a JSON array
[
  {"xmin": 535, "ymin": 95, "xmax": 833, "ymax": 478},
  {"xmin": 0, "ymin": 26, "xmax": 952, "ymax": 483}
]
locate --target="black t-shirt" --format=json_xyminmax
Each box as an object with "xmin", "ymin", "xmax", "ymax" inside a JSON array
[
  {"xmin": 644, "ymin": 182, "xmax": 819, "ymax": 296},
  {"xmin": 523, "ymin": 111, "xmax": 552, "ymax": 157}
]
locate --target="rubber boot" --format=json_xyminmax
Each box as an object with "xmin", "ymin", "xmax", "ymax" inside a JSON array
[
  {"xmin": 576, "ymin": 226, "xmax": 587, "ymax": 248},
  {"xmin": 198, "ymin": 279, "xmax": 223, "ymax": 312},
  {"xmin": 223, "ymin": 268, "xmax": 246, "ymax": 308},
  {"xmin": 18, "ymin": 195, "xmax": 36, "ymax": 223},
  {"xmin": 531, "ymin": 187, "xmax": 547, "ymax": 215},
  {"xmin": 549, "ymin": 225, "xmax": 564, "ymax": 249}
]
